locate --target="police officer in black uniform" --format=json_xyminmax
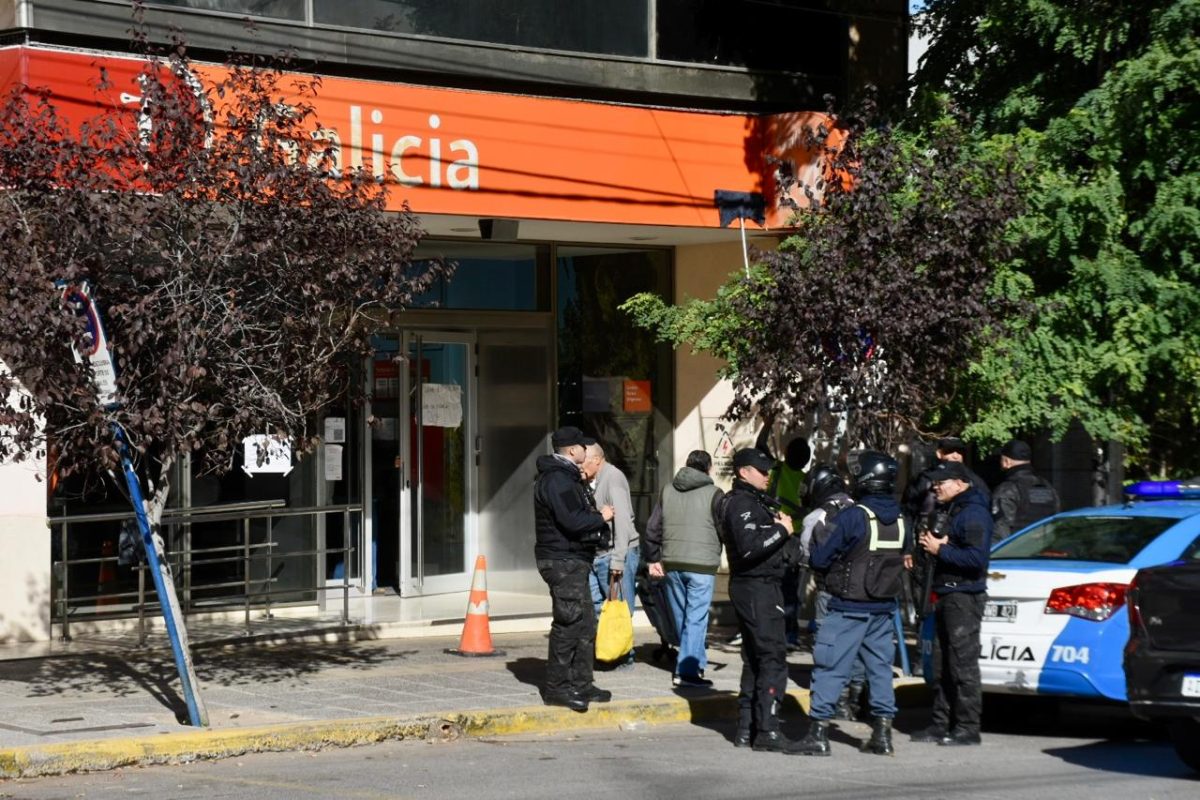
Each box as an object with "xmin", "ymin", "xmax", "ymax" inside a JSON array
[
  {"xmin": 723, "ymin": 447, "xmax": 803, "ymax": 753},
  {"xmin": 912, "ymin": 459, "xmax": 992, "ymax": 746},
  {"xmin": 991, "ymin": 439, "xmax": 1059, "ymax": 541},
  {"xmin": 534, "ymin": 426, "xmax": 614, "ymax": 712},
  {"xmin": 796, "ymin": 450, "xmax": 908, "ymax": 757}
]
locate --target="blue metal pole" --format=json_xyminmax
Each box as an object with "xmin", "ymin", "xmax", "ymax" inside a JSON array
[
  {"xmin": 893, "ymin": 606, "xmax": 912, "ymax": 677},
  {"xmin": 114, "ymin": 425, "xmax": 208, "ymax": 727}
]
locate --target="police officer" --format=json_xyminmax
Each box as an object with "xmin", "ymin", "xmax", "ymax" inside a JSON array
[
  {"xmin": 799, "ymin": 464, "xmax": 865, "ymax": 720},
  {"xmin": 991, "ymin": 439, "xmax": 1059, "ymax": 541},
  {"xmin": 796, "ymin": 450, "xmax": 907, "ymax": 757},
  {"xmin": 912, "ymin": 459, "xmax": 992, "ymax": 746},
  {"xmin": 723, "ymin": 447, "xmax": 803, "ymax": 753}
]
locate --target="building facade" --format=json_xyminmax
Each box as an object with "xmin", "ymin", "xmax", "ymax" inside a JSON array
[{"xmin": 0, "ymin": 0, "xmax": 908, "ymax": 642}]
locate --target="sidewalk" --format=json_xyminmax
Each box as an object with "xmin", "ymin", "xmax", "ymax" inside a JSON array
[{"xmin": 0, "ymin": 628, "xmax": 927, "ymax": 779}]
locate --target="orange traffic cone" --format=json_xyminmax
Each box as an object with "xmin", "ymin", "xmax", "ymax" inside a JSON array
[
  {"xmin": 445, "ymin": 555, "xmax": 506, "ymax": 657},
  {"xmin": 97, "ymin": 539, "xmax": 118, "ymax": 607}
]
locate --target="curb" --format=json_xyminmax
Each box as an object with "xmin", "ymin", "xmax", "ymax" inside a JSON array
[{"xmin": 0, "ymin": 681, "xmax": 930, "ymax": 780}]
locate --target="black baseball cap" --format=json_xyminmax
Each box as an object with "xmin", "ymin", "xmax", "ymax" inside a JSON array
[
  {"xmin": 551, "ymin": 426, "xmax": 595, "ymax": 449},
  {"xmin": 936, "ymin": 436, "xmax": 969, "ymax": 456},
  {"xmin": 1001, "ymin": 439, "xmax": 1032, "ymax": 461},
  {"xmin": 732, "ymin": 447, "xmax": 774, "ymax": 474},
  {"xmin": 928, "ymin": 460, "xmax": 972, "ymax": 484}
]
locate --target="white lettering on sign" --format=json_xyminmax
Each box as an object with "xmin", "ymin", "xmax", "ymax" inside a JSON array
[
  {"xmin": 119, "ymin": 85, "xmax": 481, "ymax": 192},
  {"xmin": 242, "ymin": 435, "xmax": 294, "ymax": 477},
  {"xmin": 340, "ymin": 109, "xmax": 479, "ymax": 190}
]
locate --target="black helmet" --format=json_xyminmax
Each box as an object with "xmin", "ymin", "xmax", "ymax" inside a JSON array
[
  {"xmin": 805, "ymin": 463, "xmax": 846, "ymax": 507},
  {"xmin": 847, "ymin": 450, "xmax": 898, "ymax": 497}
]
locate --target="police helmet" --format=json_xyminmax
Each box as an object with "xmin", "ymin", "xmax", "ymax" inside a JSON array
[
  {"xmin": 805, "ymin": 463, "xmax": 846, "ymax": 507},
  {"xmin": 847, "ymin": 450, "xmax": 899, "ymax": 497}
]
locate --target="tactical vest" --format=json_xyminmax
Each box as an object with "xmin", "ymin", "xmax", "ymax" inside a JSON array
[
  {"xmin": 826, "ymin": 506, "xmax": 907, "ymax": 602},
  {"xmin": 1013, "ymin": 473, "xmax": 1059, "ymax": 532}
]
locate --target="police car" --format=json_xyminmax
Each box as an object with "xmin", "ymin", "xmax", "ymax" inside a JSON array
[{"xmin": 926, "ymin": 480, "xmax": 1200, "ymax": 701}]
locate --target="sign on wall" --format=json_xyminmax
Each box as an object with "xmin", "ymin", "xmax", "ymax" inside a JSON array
[{"xmin": 242, "ymin": 435, "xmax": 293, "ymax": 477}]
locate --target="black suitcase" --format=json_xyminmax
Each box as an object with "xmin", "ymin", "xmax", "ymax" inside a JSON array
[{"xmin": 635, "ymin": 569, "xmax": 680, "ymax": 658}]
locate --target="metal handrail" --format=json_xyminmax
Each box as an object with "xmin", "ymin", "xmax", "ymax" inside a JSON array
[{"xmin": 51, "ymin": 501, "xmax": 363, "ymax": 645}]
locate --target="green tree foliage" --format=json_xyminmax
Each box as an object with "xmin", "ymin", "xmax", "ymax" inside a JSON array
[
  {"xmin": 623, "ymin": 109, "xmax": 1025, "ymax": 450},
  {"xmin": 917, "ymin": 0, "xmax": 1200, "ymax": 473}
]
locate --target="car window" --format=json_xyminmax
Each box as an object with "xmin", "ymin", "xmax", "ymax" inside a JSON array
[
  {"xmin": 991, "ymin": 515, "xmax": 1177, "ymax": 564},
  {"xmin": 1182, "ymin": 535, "xmax": 1200, "ymax": 561}
]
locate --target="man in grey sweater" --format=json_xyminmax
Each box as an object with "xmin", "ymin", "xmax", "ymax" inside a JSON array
[
  {"xmin": 584, "ymin": 443, "xmax": 640, "ymax": 665},
  {"xmin": 644, "ymin": 450, "xmax": 724, "ymax": 687}
]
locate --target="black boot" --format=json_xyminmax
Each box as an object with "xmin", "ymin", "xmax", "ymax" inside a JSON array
[
  {"xmin": 861, "ymin": 717, "xmax": 894, "ymax": 756},
  {"xmin": 794, "ymin": 720, "xmax": 832, "ymax": 756},
  {"xmin": 733, "ymin": 727, "xmax": 753, "ymax": 748},
  {"xmin": 846, "ymin": 682, "xmax": 865, "ymax": 720},
  {"xmin": 833, "ymin": 688, "xmax": 853, "ymax": 720},
  {"xmin": 751, "ymin": 730, "xmax": 803, "ymax": 754}
]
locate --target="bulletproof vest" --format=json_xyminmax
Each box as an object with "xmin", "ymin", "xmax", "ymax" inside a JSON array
[
  {"xmin": 825, "ymin": 506, "xmax": 906, "ymax": 602},
  {"xmin": 1013, "ymin": 473, "xmax": 1059, "ymax": 532}
]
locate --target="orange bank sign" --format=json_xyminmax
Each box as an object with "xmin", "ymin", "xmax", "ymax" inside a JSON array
[{"xmin": 0, "ymin": 46, "xmax": 829, "ymax": 229}]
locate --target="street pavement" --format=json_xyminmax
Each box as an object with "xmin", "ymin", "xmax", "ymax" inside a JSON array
[
  {"xmin": 4, "ymin": 710, "xmax": 1196, "ymax": 799},
  {"xmin": 0, "ymin": 629, "xmax": 852, "ymax": 778}
]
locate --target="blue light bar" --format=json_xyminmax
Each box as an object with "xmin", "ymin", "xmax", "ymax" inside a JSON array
[{"xmin": 1125, "ymin": 480, "xmax": 1200, "ymax": 499}]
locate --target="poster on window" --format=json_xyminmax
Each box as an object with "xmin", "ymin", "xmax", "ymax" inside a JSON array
[{"xmin": 422, "ymin": 383, "xmax": 463, "ymax": 428}]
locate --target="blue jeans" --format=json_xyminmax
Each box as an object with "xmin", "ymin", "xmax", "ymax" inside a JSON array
[
  {"xmin": 809, "ymin": 607, "xmax": 897, "ymax": 719},
  {"xmin": 664, "ymin": 570, "xmax": 716, "ymax": 679},
  {"xmin": 589, "ymin": 547, "xmax": 640, "ymax": 618}
]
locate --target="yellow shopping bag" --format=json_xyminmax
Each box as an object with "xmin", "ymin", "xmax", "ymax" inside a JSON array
[{"xmin": 595, "ymin": 576, "xmax": 633, "ymax": 662}]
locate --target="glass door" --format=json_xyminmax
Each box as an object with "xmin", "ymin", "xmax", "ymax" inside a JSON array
[{"xmin": 399, "ymin": 332, "xmax": 476, "ymax": 595}]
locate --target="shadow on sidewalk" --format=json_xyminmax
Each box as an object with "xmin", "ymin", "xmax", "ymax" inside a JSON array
[{"xmin": 0, "ymin": 642, "xmax": 412, "ymax": 720}]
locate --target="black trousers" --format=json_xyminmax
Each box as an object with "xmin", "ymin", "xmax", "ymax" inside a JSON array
[
  {"xmin": 537, "ymin": 558, "xmax": 595, "ymax": 695},
  {"xmin": 931, "ymin": 590, "xmax": 986, "ymax": 735},
  {"xmin": 729, "ymin": 575, "xmax": 788, "ymax": 733}
]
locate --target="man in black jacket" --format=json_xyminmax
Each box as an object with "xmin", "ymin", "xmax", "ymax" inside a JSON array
[
  {"xmin": 535, "ymin": 426, "xmax": 614, "ymax": 712},
  {"xmin": 992, "ymin": 439, "xmax": 1060, "ymax": 541},
  {"xmin": 913, "ymin": 460, "xmax": 993, "ymax": 746},
  {"xmin": 723, "ymin": 447, "xmax": 802, "ymax": 753}
]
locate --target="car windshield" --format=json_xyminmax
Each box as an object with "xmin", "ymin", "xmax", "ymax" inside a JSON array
[{"xmin": 991, "ymin": 515, "xmax": 1177, "ymax": 564}]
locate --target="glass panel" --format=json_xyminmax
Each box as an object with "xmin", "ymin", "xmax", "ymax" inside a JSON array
[
  {"xmin": 991, "ymin": 516, "xmax": 1177, "ymax": 564},
  {"xmin": 410, "ymin": 241, "xmax": 549, "ymax": 311},
  {"xmin": 556, "ymin": 246, "xmax": 671, "ymax": 526},
  {"xmin": 147, "ymin": 0, "xmax": 305, "ymax": 21},
  {"xmin": 314, "ymin": 0, "xmax": 649, "ymax": 57},
  {"xmin": 656, "ymin": 0, "xmax": 843, "ymax": 72},
  {"xmin": 410, "ymin": 339, "xmax": 469, "ymax": 580},
  {"xmin": 476, "ymin": 327, "xmax": 552, "ymax": 593},
  {"xmin": 370, "ymin": 335, "xmax": 403, "ymax": 590}
]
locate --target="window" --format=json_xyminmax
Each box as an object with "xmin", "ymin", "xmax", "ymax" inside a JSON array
[
  {"xmin": 991, "ymin": 515, "xmax": 1178, "ymax": 565},
  {"xmin": 556, "ymin": 246, "xmax": 671, "ymax": 524},
  {"xmin": 409, "ymin": 241, "xmax": 550, "ymax": 311},
  {"xmin": 313, "ymin": 0, "xmax": 650, "ymax": 57},
  {"xmin": 147, "ymin": 0, "xmax": 305, "ymax": 21},
  {"xmin": 656, "ymin": 0, "xmax": 844, "ymax": 72}
]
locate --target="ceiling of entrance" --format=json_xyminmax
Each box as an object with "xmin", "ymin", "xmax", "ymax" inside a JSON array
[{"xmin": 417, "ymin": 213, "xmax": 787, "ymax": 248}]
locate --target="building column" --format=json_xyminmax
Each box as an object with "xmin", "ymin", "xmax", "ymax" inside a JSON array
[{"xmin": 0, "ymin": 362, "xmax": 50, "ymax": 643}]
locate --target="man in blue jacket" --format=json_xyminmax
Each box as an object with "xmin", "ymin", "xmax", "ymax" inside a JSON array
[
  {"xmin": 912, "ymin": 459, "xmax": 992, "ymax": 746},
  {"xmin": 795, "ymin": 450, "xmax": 908, "ymax": 757}
]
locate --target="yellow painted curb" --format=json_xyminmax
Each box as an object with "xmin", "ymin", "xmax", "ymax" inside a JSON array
[{"xmin": 0, "ymin": 690, "xmax": 810, "ymax": 779}]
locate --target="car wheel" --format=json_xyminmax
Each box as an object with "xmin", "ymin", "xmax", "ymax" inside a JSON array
[{"xmin": 1168, "ymin": 718, "xmax": 1200, "ymax": 772}]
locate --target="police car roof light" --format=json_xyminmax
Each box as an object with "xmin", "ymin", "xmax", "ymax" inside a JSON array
[{"xmin": 1123, "ymin": 479, "xmax": 1200, "ymax": 500}]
